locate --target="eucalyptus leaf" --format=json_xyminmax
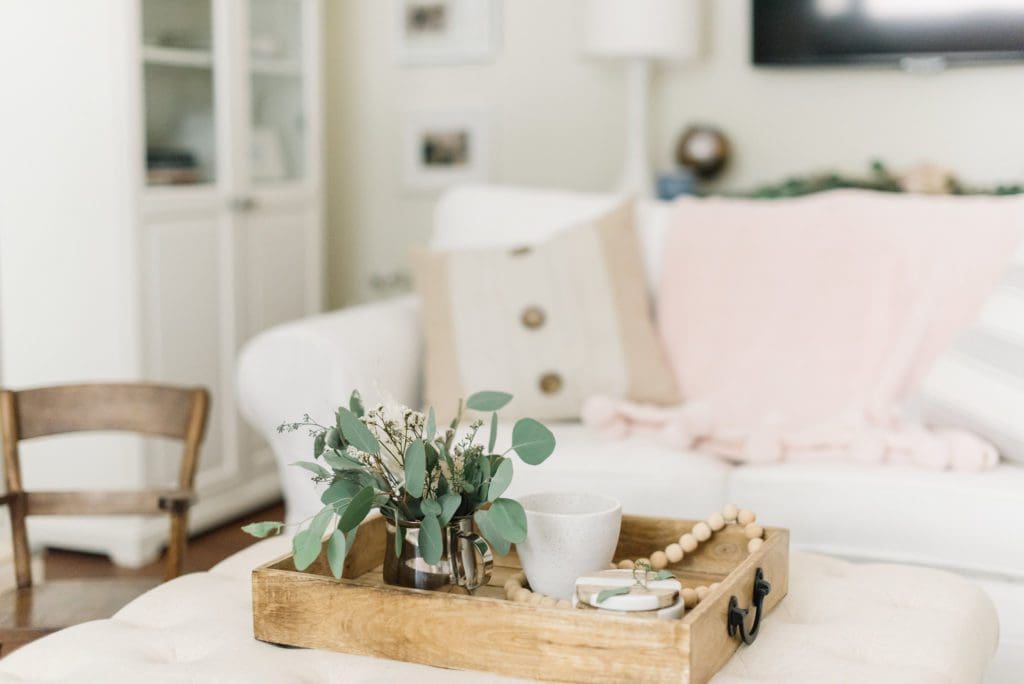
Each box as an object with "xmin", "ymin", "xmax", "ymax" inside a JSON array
[
  {"xmin": 424, "ymin": 442, "xmax": 439, "ymax": 470},
  {"xmin": 241, "ymin": 521, "xmax": 283, "ymax": 538},
  {"xmin": 510, "ymin": 418, "xmax": 556, "ymax": 465},
  {"xmin": 337, "ymin": 486, "xmax": 375, "ymax": 533},
  {"xmin": 404, "ymin": 439, "xmax": 426, "ymax": 498},
  {"xmin": 291, "ymin": 529, "xmax": 318, "ymax": 571},
  {"xmin": 426, "ymin": 406, "xmax": 436, "ymax": 440},
  {"xmin": 364, "ymin": 471, "xmax": 391, "ymax": 492},
  {"xmin": 321, "ymin": 479, "xmax": 360, "ymax": 506},
  {"xmin": 327, "ymin": 529, "xmax": 348, "ymax": 579},
  {"xmin": 291, "ymin": 461, "xmax": 330, "ymax": 479},
  {"xmin": 311, "ymin": 506, "xmax": 335, "ymax": 538},
  {"xmin": 450, "ymin": 399, "xmax": 462, "ymax": 431},
  {"xmin": 313, "ymin": 431, "xmax": 326, "ymax": 457},
  {"xmin": 488, "ymin": 411, "xmax": 498, "ymax": 453},
  {"xmin": 489, "ymin": 498, "xmax": 527, "ymax": 543},
  {"xmin": 420, "ymin": 498, "xmax": 441, "ymax": 516},
  {"xmin": 473, "ymin": 509, "xmax": 511, "ymax": 556},
  {"xmin": 597, "ymin": 586, "xmax": 631, "ymax": 604},
  {"xmin": 394, "ymin": 520, "xmax": 405, "ymax": 556},
  {"xmin": 325, "ymin": 427, "xmax": 342, "ymax": 450},
  {"xmin": 322, "ymin": 450, "xmax": 364, "ymax": 471},
  {"xmin": 336, "ymin": 407, "xmax": 379, "ymax": 454},
  {"xmin": 419, "ymin": 513, "xmax": 443, "ymax": 565},
  {"xmin": 653, "ymin": 570, "xmax": 674, "ymax": 580},
  {"xmin": 293, "ymin": 506, "xmax": 334, "ymax": 571},
  {"xmin": 466, "ymin": 391, "xmax": 513, "ymax": 412},
  {"xmin": 349, "ymin": 390, "xmax": 365, "ymax": 418},
  {"xmin": 486, "ymin": 458, "xmax": 513, "ymax": 502},
  {"xmin": 439, "ymin": 493, "xmax": 462, "ymax": 526}
]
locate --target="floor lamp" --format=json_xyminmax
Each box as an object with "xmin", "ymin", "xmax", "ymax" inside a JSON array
[{"xmin": 583, "ymin": 0, "xmax": 700, "ymax": 196}]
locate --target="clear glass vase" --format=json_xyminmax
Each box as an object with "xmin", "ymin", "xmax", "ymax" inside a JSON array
[{"xmin": 383, "ymin": 515, "xmax": 493, "ymax": 593}]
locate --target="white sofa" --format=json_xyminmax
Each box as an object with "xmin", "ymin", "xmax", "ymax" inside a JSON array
[{"xmin": 237, "ymin": 185, "xmax": 1024, "ymax": 679}]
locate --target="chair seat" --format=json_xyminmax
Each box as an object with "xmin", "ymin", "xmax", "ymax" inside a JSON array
[{"xmin": 0, "ymin": 577, "xmax": 161, "ymax": 654}]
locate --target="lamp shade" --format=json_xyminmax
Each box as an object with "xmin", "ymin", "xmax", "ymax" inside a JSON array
[{"xmin": 583, "ymin": 0, "xmax": 700, "ymax": 61}]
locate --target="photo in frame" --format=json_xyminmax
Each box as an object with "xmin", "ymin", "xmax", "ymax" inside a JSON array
[
  {"xmin": 402, "ymin": 108, "xmax": 492, "ymax": 191},
  {"xmin": 393, "ymin": 0, "xmax": 502, "ymax": 65}
]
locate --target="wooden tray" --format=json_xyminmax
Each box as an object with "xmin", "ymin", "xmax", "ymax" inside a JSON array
[{"xmin": 252, "ymin": 514, "xmax": 789, "ymax": 683}]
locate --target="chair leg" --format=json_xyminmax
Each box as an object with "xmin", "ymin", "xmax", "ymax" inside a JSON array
[{"xmin": 165, "ymin": 511, "xmax": 188, "ymax": 581}]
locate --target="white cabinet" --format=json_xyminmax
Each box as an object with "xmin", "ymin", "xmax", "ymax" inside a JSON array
[{"xmin": 0, "ymin": 0, "xmax": 324, "ymax": 566}]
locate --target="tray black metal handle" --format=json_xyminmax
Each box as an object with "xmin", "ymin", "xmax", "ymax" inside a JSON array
[{"xmin": 727, "ymin": 567, "xmax": 771, "ymax": 645}]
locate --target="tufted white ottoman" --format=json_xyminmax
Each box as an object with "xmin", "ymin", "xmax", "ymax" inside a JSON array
[{"xmin": 0, "ymin": 539, "xmax": 998, "ymax": 683}]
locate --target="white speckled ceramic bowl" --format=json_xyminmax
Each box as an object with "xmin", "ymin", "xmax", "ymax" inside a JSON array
[{"xmin": 515, "ymin": 492, "xmax": 622, "ymax": 600}]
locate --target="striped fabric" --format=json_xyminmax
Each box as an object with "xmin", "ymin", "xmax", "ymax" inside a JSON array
[{"xmin": 916, "ymin": 240, "xmax": 1024, "ymax": 464}]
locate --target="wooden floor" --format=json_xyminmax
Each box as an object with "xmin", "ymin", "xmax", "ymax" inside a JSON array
[{"xmin": 44, "ymin": 501, "xmax": 285, "ymax": 580}]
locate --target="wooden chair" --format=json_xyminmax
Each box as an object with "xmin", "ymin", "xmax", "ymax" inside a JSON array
[{"xmin": 0, "ymin": 383, "xmax": 209, "ymax": 655}]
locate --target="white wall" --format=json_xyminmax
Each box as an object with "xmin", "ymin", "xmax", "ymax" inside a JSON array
[
  {"xmin": 326, "ymin": 0, "xmax": 1024, "ymax": 307},
  {"xmin": 655, "ymin": 1, "xmax": 1024, "ymax": 188},
  {"xmin": 0, "ymin": 0, "xmax": 141, "ymax": 386}
]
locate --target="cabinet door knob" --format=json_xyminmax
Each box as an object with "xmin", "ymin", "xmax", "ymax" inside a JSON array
[{"xmin": 231, "ymin": 197, "xmax": 257, "ymax": 212}]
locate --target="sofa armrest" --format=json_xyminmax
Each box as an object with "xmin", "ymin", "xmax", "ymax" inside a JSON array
[{"xmin": 236, "ymin": 295, "xmax": 422, "ymax": 522}]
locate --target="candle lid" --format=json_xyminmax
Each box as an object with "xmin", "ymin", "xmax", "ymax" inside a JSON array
[{"xmin": 575, "ymin": 569, "xmax": 681, "ymax": 611}]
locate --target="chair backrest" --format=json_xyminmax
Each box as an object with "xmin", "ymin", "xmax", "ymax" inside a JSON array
[{"xmin": 0, "ymin": 383, "xmax": 210, "ymax": 587}]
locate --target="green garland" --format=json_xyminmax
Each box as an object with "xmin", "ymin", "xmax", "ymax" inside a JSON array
[{"xmin": 732, "ymin": 161, "xmax": 1023, "ymax": 199}]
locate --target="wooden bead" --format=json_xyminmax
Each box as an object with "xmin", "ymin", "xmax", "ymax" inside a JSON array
[
  {"xmin": 556, "ymin": 599, "xmax": 572, "ymax": 609},
  {"xmin": 650, "ymin": 551, "xmax": 668, "ymax": 570},
  {"xmin": 681, "ymin": 587, "xmax": 699, "ymax": 608},
  {"xmin": 695, "ymin": 585, "xmax": 709, "ymax": 600},
  {"xmin": 665, "ymin": 543, "xmax": 684, "ymax": 563},
  {"xmin": 510, "ymin": 572, "xmax": 526, "ymax": 584},
  {"xmin": 512, "ymin": 587, "xmax": 532, "ymax": 602},
  {"xmin": 679, "ymin": 533, "xmax": 698, "ymax": 552},
  {"xmin": 737, "ymin": 509, "xmax": 756, "ymax": 525},
  {"xmin": 707, "ymin": 512, "xmax": 725, "ymax": 531},
  {"xmin": 747, "ymin": 538, "xmax": 764, "ymax": 553},
  {"xmin": 608, "ymin": 562, "xmax": 617, "ymax": 569},
  {"xmin": 617, "ymin": 559, "xmax": 635, "ymax": 570},
  {"xmin": 692, "ymin": 522, "xmax": 712, "ymax": 542},
  {"xmin": 722, "ymin": 503, "xmax": 739, "ymax": 522},
  {"xmin": 539, "ymin": 596, "xmax": 558, "ymax": 607},
  {"xmin": 709, "ymin": 582, "xmax": 720, "ymax": 592},
  {"xmin": 528, "ymin": 592, "xmax": 544, "ymax": 605},
  {"xmin": 744, "ymin": 523, "xmax": 764, "ymax": 540},
  {"xmin": 504, "ymin": 578, "xmax": 521, "ymax": 592}
]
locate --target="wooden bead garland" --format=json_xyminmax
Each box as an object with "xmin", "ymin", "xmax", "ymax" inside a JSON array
[{"xmin": 503, "ymin": 504, "xmax": 766, "ymax": 611}]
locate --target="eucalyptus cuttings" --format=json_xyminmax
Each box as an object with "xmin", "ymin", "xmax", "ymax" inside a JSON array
[{"xmin": 242, "ymin": 390, "xmax": 556, "ymax": 578}]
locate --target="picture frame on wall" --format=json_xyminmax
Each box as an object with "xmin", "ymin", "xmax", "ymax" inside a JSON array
[
  {"xmin": 393, "ymin": 0, "xmax": 502, "ymax": 65},
  {"xmin": 402, "ymin": 108, "xmax": 492, "ymax": 191}
]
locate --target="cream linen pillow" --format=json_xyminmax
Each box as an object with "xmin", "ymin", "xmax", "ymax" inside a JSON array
[{"xmin": 414, "ymin": 201, "xmax": 679, "ymax": 420}]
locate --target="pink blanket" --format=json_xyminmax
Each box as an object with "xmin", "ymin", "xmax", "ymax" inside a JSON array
[{"xmin": 584, "ymin": 190, "xmax": 1024, "ymax": 470}]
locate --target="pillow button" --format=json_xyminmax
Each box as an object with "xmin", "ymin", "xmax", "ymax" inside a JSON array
[
  {"xmin": 539, "ymin": 372, "xmax": 563, "ymax": 394},
  {"xmin": 521, "ymin": 306, "xmax": 546, "ymax": 329}
]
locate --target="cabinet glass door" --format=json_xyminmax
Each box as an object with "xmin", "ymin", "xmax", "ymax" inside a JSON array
[
  {"xmin": 141, "ymin": 0, "xmax": 218, "ymax": 186},
  {"xmin": 247, "ymin": 0, "xmax": 309, "ymax": 185}
]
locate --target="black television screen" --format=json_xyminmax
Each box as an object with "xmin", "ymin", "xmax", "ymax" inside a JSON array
[{"xmin": 753, "ymin": 0, "xmax": 1024, "ymax": 66}]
